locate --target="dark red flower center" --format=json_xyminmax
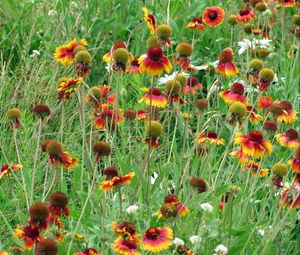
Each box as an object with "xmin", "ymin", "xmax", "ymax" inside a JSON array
[
  {"xmin": 208, "ymin": 11, "xmax": 218, "ymax": 20},
  {"xmin": 121, "ymin": 239, "xmax": 136, "ymax": 249},
  {"xmin": 145, "ymin": 228, "xmax": 160, "ymax": 239},
  {"xmin": 113, "ymin": 41, "xmax": 127, "ymax": 50},
  {"xmin": 207, "ymin": 131, "xmax": 218, "ymax": 139},
  {"xmin": 23, "ymin": 226, "xmax": 40, "ymax": 240},
  {"xmin": 263, "ymin": 120, "xmax": 278, "ymax": 131},
  {"xmin": 231, "ymin": 83, "xmax": 244, "ymax": 95},
  {"xmin": 219, "ymin": 48, "xmax": 233, "ymax": 62},
  {"xmin": 164, "ymin": 194, "xmax": 179, "ymax": 203},
  {"xmin": 279, "ymin": 101, "xmax": 293, "ymax": 111},
  {"xmin": 286, "ymin": 129, "xmax": 298, "ymax": 140},
  {"xmin": 84, "ymin": 248, "xmax": 99, "ymax": 255},
  {"xmin": 147, "ymin": 46, "xmax": 163, "ymax": 61},
  {"xmin": 103, "ymin": 167, "xmax": 118, "ymax": 178},
  {"xmin": 120, "ymin": 222, "xmax": 136, "ymax": 235},
  {"xmin": 246, "ymin": 105, "xmax": 255, "ymax": 112},
  {"xmin": 295, "ymin": 149, "xmax": 300, "ymax": 160},
  {"xmin": 187, "ymin": 76, "xmax": 199, "ymax": 87},
  {"xmin": 149, "ymin": 88, "xmax": 162, "ymax": 96},
  {"xmin": 239, "ymin": 8, "xmax": 251, "ymax": 16},
  {"xmin": 249, "ymin": 131, "xmax": 264, "ymax": 143},
  {"xmin": 192, "ymin": 17, "xmax": 202, "ymax": 23},
  {"xmin": 131, "ymin": 58, "xmax": 139, "ymax": 66}
]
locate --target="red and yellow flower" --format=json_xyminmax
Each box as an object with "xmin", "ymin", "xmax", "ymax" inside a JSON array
[
  {"xmin": 139, "ymin": 87, "xmax": 167, "ymax": 108},
  {"xmin": 86, "ymin": 85, "xmax": 115, "ymax": 112},
  {"xmin": 139, "ymin": 46, "xmax": 172, "ymax": 75},
  {"xmin": 157, "ymin": 194, "xmax": 189, "ymax": 218},
  {"xmin": 275, "ymin": 129, "xmax": 299, "ymax": 149},
  {"xmin": 234, "ymin": 131, "xmax": 272, "ymax": 158},
  {"xmin": 280, "ymin": 183, "xmax": 300, "ymax": 209},
  {"xmin": 288, "ymin": 149, "xmax": 300, "ymax": 174},
  {"xmin": 54, "ymin": 39, "xmax": 87, "ymax": 66},
  {"xmin": 216, "ymin": 48, "xmax": 238, "ymax": 77},
  {"xmin": 197, "ymin": 131, "xmax": 224, "ymax": 145},
  {"xmin": 244, "ymin": 161, "xmax": 269, "ymax": 177},
  {"xmin": 13, "ymin": 225, "xmax": 41, "ymax": 250},
  {"xmin": 230, "ymin": 148, "xmax": 249, "ymax": 164},
  {"xmin": 277, "ymin": 0, "xmax": 296, "ymax": 7},
  {"xmin": 127, "ymin": 56, "xmax": 142, "ymax": 74},
  {"xmin": 0, "ymin": 164, "xmax": 22, "ymax": 179},
  {"xmin": 75, "ymin": 248, "xmax": 100, "ymax": 255},
  {"xmin": 246, "ymin": 106, "xmax": 263, "ymax": 123},
  {"xmin": 45, "ymin": 140, "xmax": 78, "ymax": 170},
  {"xmin": 137, "ymin": 110, "xmax": 149, "ymax": 120},
  {"xmin": 142, "ymin": 227, "xmax": 173, "ymax": 253},
  {"xmin": 275, "ymin": 101, "xmax": 297, "ymax": 125},
  {"xmin": 186, "ymin": 17, "xmax": 205, "ymax": 31},
  {"xmin": 237, "ymin": 8, "xmax": 255, "ymax": 23},
  {"xmin": 258, "ymin": 96, "xmax": 273, "ymax": 110},
  {"xmin": 99, "ymin": 167, "xmax": 135, "ymax": 191},
  {"xmin": 112, "ymin": 221, "xmax": 138, "ymax": 240},
  {"xmin": 202, "ymin": 6, "xmax": 225, "ymax": 27},
  {"xmin": 57, "ymin": 77, "xmax": 82, "ymax": 101},
  {"xmin": 219, "ymin": 82, "xmax": 248, "ymax": 105},
  {"xmin": 113, "ymin": 236, "xmax": 141, "ymax": 255},
  {"xmin": 94, "ymin": 104, "xmax": 123, "ymax": 130},
  {"xmin": 183, "ymin": 77, "xmax": 203, "ymax": 95},
  {"xmin": 143, "ymin": 7, "xmax": 156, "ymax": 34}
]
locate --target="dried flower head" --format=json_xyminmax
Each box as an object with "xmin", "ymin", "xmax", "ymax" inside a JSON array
[
  {"xmin": 272, "ymin": 162, "xmax": 288, "ymax": 177},
  {"xmin": 145, "ymin": 120, "xmax": 163, "ymax": 139},
  {"xmin": 157, "ymin": 24, "xmax": 172, "ymax": 39},
  {"xmin": 33, "ymin": 103, "xmax": 51, "ymax": 120},
  {"xmin": 147, "ymin": 35, "xmax": 159, "ymax": 48},
  {"xmin": 190, "ymin": 177, "xmax": 207, "ymax": 193},
  {"xmin": 50, "ymin": 192, "xmax": 68, "ymax": 208},
  {"xmin": 6, "ymin": 108, "xmax": 21, "ymax": 119},
  {"xmin": 93, "ymin": 141, "xmax": 111, "ymax": 157},
  {"xmin": 46, "ymin": 140, "xmax": 63, "ymax": 156},
  {"xmin": 165, "ymin": 79, "xmax": 181, "ymax": 95},
  {"xmin": 176, "ymin": 42, "xmax": 193, "ymax": 57},
  {"xmin": 36, "ymin": 238, "xmax": 58, "ymax": 255},
  {"xmin": 229, "ymin": 102, "xmax": 247, "ymax": 118},
  {"xmin": 259, "ymin": 68, "xmax": 275, "ymax": 82},
  {"xmin": 29, "ymin": 202, "xmax": 50, "ymax": 222}
]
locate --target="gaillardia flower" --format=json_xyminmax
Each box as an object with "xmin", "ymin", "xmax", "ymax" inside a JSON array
[
  {"xmin": 0, "ymin": 164, "xmax": 22, "ymax": 179},
  {"xmin": 111, "ymin": 221, "xmax": 138, "ymax": 240},
  {"xmin": 288, "ymin": 149, "xmax": 300, "ymax": 174},
  {"xmin": 246, "ymin": 106, "xmax": 263, "ymax": 123},
  {"xmin": 139, "ymin": 46, "xmax": 172, "ymax": 75},
  {"xmin": 278, "ymin": 0, "xmax": 296, "ymax": 7},
  {"xmin": 280, "ymin": 183, "xmax": 300, "ymax": 209},
  {"xmin": 263, "ymin": 120, "xmax": 278, "ymax": 135},
  {"xmin": 158, "ymin": 194, "xmax": 189, "ymax": 218},
  {"xmin": 275, "ymin": 101, "xmax": 297, "ymax": 125},
  {"xmin": 174, "ymin": 42, "xmax": 193, "ymax": 70},
  {"xmin": 112, "ymin": 236, "xmax": 141, "ymax": 255},
  {"xmin": 142, "ymin": 227, "xmax": 173, "ymax": 253},
  {"xmin": 219, "ymin": 82, "xmax": 248, "ymax": 105},
  {"xmin": 75, "ymin": 248, "xmax": 100, "ymax": 255},
  {"xmin": 74, "ymin": 50, "xmax": 92, "ymax": 77},
  {"xmin": 46, "ymin": 140, "xmax": 78, "ymax": 170},
  {"xmin": 234, "ymin": 131, "xmax": 272, "ymax": 158},
  {"xmin": 217, "ymin": 48, "xmax": 238, "ymax": 77},
  {"xmin": 275, "ymin": 129, "xmax": 299, "ymax": 149},
  {"xmin": 244, "ymin": 161, "xmax": 269, "ymax": 177},
  {"xmin": 202, "ymin": 6, "xmax": 225, "ymax": 27},
  {"xmin": 145, "ymin": 120, "xmax": 163, "ymax": 147},
  {"xmin": 237, "ymin": 8, "xmax": 255, "ymax": 23},
  {"xmin": 99, "ymin": 166, "xmax": 135, "ymax": 191},
  {"xmin": 49, "ymin": 192, "xmax": 70, "ymax": 224},
  {"xmin": 258, "ymin": 68, "xmax": 274, "ymax": 92},
  {"xmin": 127, "ymin": 56, "xmax": 142, "ymax": 74},
  {"xmin": 6, "ymin": 108, "xmax": 21, "ymax": 128},
  {"xmin": 86, "ymin": 85, "xmax": 115, "ymax": 111},
  {"xmin": 143, "ymin": 7, "xmax": 156, "ymax": 34},
  {"xmin": 36, "ymin": 238, "xmax": 58, "ymax": 255},
  {"xmin": 165, "ymin": 79, "xmax": 183, "ymax": 104},
  {"xmin": 197, "ymin": 131, "xmax": 224, "ymax": 145},
  {"xmin": 57, "ymin": 77, "xmax": 82, "ymax": 100},
  {"xmin": 29, "ymin": 202, "xmax": 49, "ymax": 229},
  {"xmin": 186, "ymin": 17, "xmax": 205, "ymax": 31},
  {"xmin": 190, "ymin": 177, "xmax": 207, "ymax": 193},
  {"xmin": 230, "ymin": 148, "xmax": 249, "ymax": 164},
  {"xmin": 33, "ymin": 103, "xmax": 51, "ymax": 122},
  {"xmin": 92, "ymin": 141, "xmax": 111, "ymax": 161},
  {"xmin": 183, "ymin": 76, "xmax": 203, "ymax": 95},
  {"xmin": 139, "ymin": 87, "xmax": 167, "ymax": 108},
  {"xmin": 13, "ymin": 224, "xmax": 41, "ymax": 250},
  {"xmin": 54, "ymin": 39, "xmax": 87, "ymax": 66},
  {"xmin": 156, "ymin": 24, "xmax": 172, "ymax": 48}
]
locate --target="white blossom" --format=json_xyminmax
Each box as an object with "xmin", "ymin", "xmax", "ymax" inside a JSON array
[
  {"xmin": 48, "ymin": 10, "xmax": 57, "ymax": 16},
  {"xmin": 158, "ymin": 71, "xmax": 189, "ymax": 85},
  {"xmin": 126, "ymin": 205, "xmax": 138, "ymax": 215},
  {"xmin": 30, "ymin": 50, "xmax": 41, "ymax": 58},
  {"xmin": 151, "ymin": 172, "xmax": 158, "ymax": 185},
  {"xmin": 214, "ymin": 244, "xmax": 228, "ymax": 255},
  {"xmin": 258, "ymin": 229, "xmax": 265, "ymax": 236},
  {"xmin": 173, "ymin": 237, "xmax": 184, "ymax": 246},
  {"xmin": 200, "ymin": 202, "xmax": 213, "ymax": 212},
  {"xmin": 189, "ymin": 235, "xmax": 201, "ymax": 244}
]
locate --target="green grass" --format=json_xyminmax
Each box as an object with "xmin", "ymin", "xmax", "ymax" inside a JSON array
[{"xmin": 0, "ymin": 0, "xmax": 300, "ymax": 254}]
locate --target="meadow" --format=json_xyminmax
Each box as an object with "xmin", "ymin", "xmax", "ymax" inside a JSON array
[{"xmin": 0, "ymin": 0, "xmax": 299, "ymax": 254}]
